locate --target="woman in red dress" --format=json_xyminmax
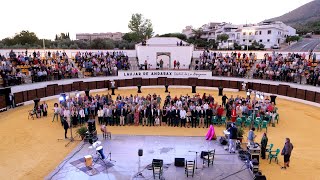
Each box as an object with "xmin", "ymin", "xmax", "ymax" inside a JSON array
[{"xmin": 134, "ymin": 108, "xmax": 140, "ymax": 126}]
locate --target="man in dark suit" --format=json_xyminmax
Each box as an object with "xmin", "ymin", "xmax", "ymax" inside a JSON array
[
  {"xmin": 112, "ymin": 107, "xmax": 118, "ymax": 126},
  {"xmin": 191, "ymin": 108, "xmax": 198, "ymax": 128},
  {"xmin": 206, "ymin": 107, "xmax": 213, "ymax": 128},
  {"xmin": 168, "ymin": 108, "xmax": 173, "ymax": 126},
  {"xmin": 140, "ymin": 107, "xmax": 148, "ymax": 126},
  {"xmin": 173, "ymin": 106, "xmax": 180, "ymax": 127},
  {"xmin": 63, "ymin": 119, "xmax": 69, "ymax": 139},
  {"xmin": 148, "ymin": 107, "xmax": 156, "ymax": 126}
]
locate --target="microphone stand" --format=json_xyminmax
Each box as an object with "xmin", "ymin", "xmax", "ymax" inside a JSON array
[{"xmin": 189, "ymin": 151, "xmax": 199, "ymax": 169}]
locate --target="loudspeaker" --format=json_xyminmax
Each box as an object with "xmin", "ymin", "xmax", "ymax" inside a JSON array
[
  {"xmin": 0, "ymin": 87, "xmax": 11, "ymax": 106},
  {"xmin": 174, "ymin": 158, "xmax": 185, "ymax": 167},
  {"xmin": 254, "ymin": 174, "xmax": 266, "ymax": 180},
  {"xmin": 192, "ymin": 86, "xmax": 196, "ymax": 93},
  {"xmin": 87, "ymin": 119, "xmax": 96, "ymax": 132},
  {"xmin": 218, "ymin": 86, "xmax": 223, "ymax": 96},
  {"xmin": 138, "ymin": 149, "xmax": 143, "ymax": 156},
  {"xmin": 85, "ymin": 89, "xmax": 90, "ymax": 97},
  {"xmin": 219, "ymin": 137, "xmax": 228, "ymax": 145}
]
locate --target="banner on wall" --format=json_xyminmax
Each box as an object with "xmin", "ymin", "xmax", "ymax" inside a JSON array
[{"xmin": 118, "ymin": 70, "xmax": 212, "ymax": 78}]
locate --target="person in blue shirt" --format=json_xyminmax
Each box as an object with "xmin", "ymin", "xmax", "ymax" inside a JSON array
[{"xmin": 247, "ymin": 127, "xmax": 256, "ymax": 145}]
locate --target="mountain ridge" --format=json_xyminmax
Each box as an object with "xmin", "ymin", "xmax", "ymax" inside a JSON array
[{"xmin": 266, "ymin": 0, "xmax": 320, "ymax": 34}]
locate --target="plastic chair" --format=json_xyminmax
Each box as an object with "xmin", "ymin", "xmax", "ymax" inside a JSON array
[
  {"xmin": 221, "ymin": 116, "xmax": 227, "ymax": 127},
  {"xmin": 261, "ymin": 121, "xmax": 268, "ymax": 132},
  {"xmin": 185, "ymin": 160, "xmax": 195, "ymax": 177},
  {"xmin": 245, "ymin": 119, "xmax": 252, "ymax": 128},
  {"xmin": 241, "ymin": 116, "xmax": 246, "ymax": 122},
  {"xmin": 212, "ymin": 116, "xmax": 219, "ymax": 125},
  {"xmin": 203, "ymin": 150, "xmax": 215, "ymax": 167},
  {"xmin": 268, "ymin": 149, "xmax": 280, "ymax": 164},
  {"xmin": 255, "ymin": 117, "xmax": 261, "ymax": 122},
  {"xmin": 266, "ymin": 144, "xmax": 274, "ymax": 159},
  {"xmin": 235, "ymin": 118, "xmax": 242, "ymax": 127},
  {"xmin": 253, "ymin": 120, "xmax": 260, "ymax": 130}
]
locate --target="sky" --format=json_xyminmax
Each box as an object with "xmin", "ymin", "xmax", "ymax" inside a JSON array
[{"xmin": 1, "ymin": 0, "xmax": 314, "ymax": 40}]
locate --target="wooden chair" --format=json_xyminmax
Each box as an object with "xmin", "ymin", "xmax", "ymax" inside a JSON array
[
  {"xmin": 202, "ymin": 150, "xmax": 215, "ymax": 167},
  {"xmin": 152, "ymin": 159, "xmax": 163, "ymax": 179},
  {"xmin": 28, "ymin": 109, "xmax": 36, "ymax": 120},
  {"xmin": 185, "ymin": 160, "xmax": 195, "ymax": 177}
]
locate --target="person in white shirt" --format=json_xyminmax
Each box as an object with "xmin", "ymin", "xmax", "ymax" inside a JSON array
[
  {"xmin": 52, "ymin": 103, "xmax": 60, "ymax": 122},
  {"xmin": 63, "ymin": 108, "xmax": 71, "ymax": 126},
  {"xmin": 155, "ymin": 116, "xmax": 160, "ymax": 126},
  {"xmin": 203, "ymin": 102, "xmax": 209, "ymax": 110},
  {"xmin": 176, "ymin": 99, "xmax": 182, "ymax": 108},
  {"xmin": 180, "ymin": 108, "xmax": 187, "ymax": 127},
  {"xmin": 98, "ymin": 107, "xmax": 104, "ymax": 124},
  {"xmin": 79, "ymin": 108, "xmax": 85, "ymax": 125}
]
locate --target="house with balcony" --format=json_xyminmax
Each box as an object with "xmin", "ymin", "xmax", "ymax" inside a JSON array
[
  {"xmin": 182, "ymin": 21, "xmax": 296, "ymax": 49},
  {"xmin": 240, "ymin": 21, "xmax": 297, "ymax": 48}
]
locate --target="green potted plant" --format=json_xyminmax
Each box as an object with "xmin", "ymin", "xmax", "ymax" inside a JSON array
[
  {"xmin": 76, "ymin": 126, "xmax": 88, "ymax": 140},
  {"xmin": 237, "ymin": 127, "xmax": 244, "ymax": 143}
]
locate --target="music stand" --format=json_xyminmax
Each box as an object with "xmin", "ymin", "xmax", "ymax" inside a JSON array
[
  {"xmin": 57, "ymin": 123, "xmax": 81, "ymax": 147},
  {"xmin": 189, "ymin": 151, "xmax": 199, "ymax": 169}
]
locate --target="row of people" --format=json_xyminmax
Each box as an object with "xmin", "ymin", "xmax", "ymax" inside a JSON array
[
  {"xmin": 254, "ymin": 51, "xmax": 320, "ymax": 86},
  {"xmin": 52, "ymin": 91, "xmax": 277, "ymax": 130},
  {"xmin": 74, "ymin": 51, "xmax": 130, "ymax": 77}
]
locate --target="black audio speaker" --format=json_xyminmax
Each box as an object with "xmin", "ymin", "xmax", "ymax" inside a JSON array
[
  {"xmin": 138, "ymin": 149, "xmax": 143, "ymax": 156},
  {"xmin": 254, "ymin": 174, "xmax": 266, "ymax": 180},
  {"xmin": 192, "ymin": 86, "xmax": 196, "ymax": 93},
  {"xmin": 87, "ymin": 119, "xmax": 96, "ymax": 132},
  {"xmin": 174, "ymin": 158, "xmax": 185, "ymax": 167},
  {"xmin": 218, "ymin": 86, "xmax": 223, "ymax": 96},
  {"xmin": 0, "ymin": 87, "xmax": 11, "ymax": 106},
  {"xmin": 152, "ymin": 159, "xmax": 163, "ymax": 166}
]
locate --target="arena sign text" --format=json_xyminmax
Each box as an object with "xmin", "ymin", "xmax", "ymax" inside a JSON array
[{"xmin": 119, "ymin": 70, "xmax": 211, "ymax": 78}]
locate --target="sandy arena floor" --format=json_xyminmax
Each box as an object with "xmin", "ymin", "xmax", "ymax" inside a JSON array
[{"xmin": 0, "ymin": 88, "xmax": 319, "ymax": 180}]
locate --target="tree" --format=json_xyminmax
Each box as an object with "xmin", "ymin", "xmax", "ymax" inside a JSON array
[
  {"xmin": 285, "ymin": 35, "xmax": 300, "ymax": 43},
  {"xmin": 191, "ymin": 28, "xmax": 203, "ymax": 39},
  {"xmin": 12, "ymin": 30, "xmax": 39, "ymax": 45},
  {"xmin": 128, "ymin": 13, "xmax": 154, "ymax": 42},
  {"xmin": 217, "ymin": 34, "xmax": 229, "ymax": 43},
  {"xmin": 90, "ymin": 38, "xmax": 115, "ymax": 49},
  {"xmin": 122, "ymin": 32, "xmax": 140, "ymax": 43},
  {"xmin": 159, "ymin": 33, "xmax": 187, "ymax": 41}
]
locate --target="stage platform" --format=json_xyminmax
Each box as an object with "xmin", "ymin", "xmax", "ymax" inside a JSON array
[{"xmin": 47, "ymin": 135, "xmax": 253, "ymax": 180}]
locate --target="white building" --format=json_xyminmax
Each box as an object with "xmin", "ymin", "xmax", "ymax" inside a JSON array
[
  {"xmin": 135, "ymin": 37, "xmax": 194, "ymax": 69},
  {"xmin": 182, "ymin": 21, "xmax": 297, "ymax": 49},
  {"xmin": 239, "ymin": 21, "xmax": 297, "ymax": 49},
  {"xmin": 76, "ymin": 32, "xmax": 124, "ymax": 41},
  {"xmin": 182, "ymin": 26, "xmax": 194, "ymax": 39}
]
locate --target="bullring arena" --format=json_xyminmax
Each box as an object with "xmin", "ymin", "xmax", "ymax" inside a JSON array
[{"xmin": 0, "ymin": 40, "xmax": 320, "ymax": 180}]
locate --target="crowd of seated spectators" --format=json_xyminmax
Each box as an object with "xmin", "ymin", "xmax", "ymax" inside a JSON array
[
  {"xmin": 74, "ymin": 51, "xmax": 130, "ymax": 77},
  {"xmin": 0, "ymin": 50, "xmax": 79, "ymax": 87},
  {"xmin": 253, "ymin": 51, "xmax": 320, "ymax": 86},
  {"xmin": 194, "ymin": 50, "xmax": 256, "ymax": 77}
]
